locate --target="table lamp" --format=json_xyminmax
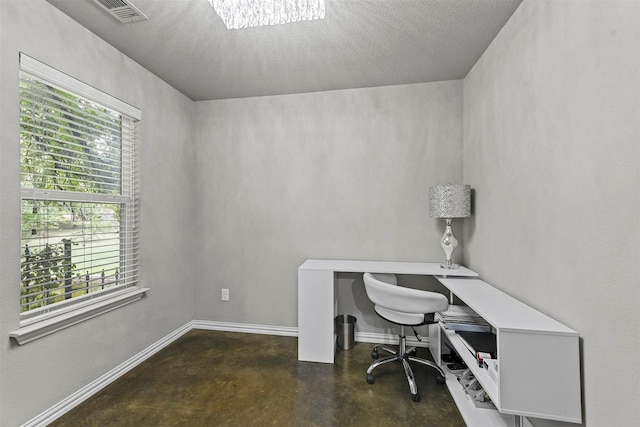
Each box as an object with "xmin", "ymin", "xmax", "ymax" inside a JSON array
[{"xmin": 429, "ymin": 184, "xmax": 471, "ymax": 269}]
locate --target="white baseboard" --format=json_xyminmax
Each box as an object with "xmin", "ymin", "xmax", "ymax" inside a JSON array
[
  {"xmin": 191, "ymin": 320, "xmax": 298, "ymax": 337},
  {"xmin": 22, "ymin": 321, "xmax": 296, "ymax": 426},
  {"xmin": 22, "ymin": 322, "xmax": 193, "ymax": 427},
  {"xmin": 22, "ymin": 321, "xmax": 428, "ymax": 426},
  {"xmin": 356, "ymin": 331, "xmax": 431, "ymax": 347}
]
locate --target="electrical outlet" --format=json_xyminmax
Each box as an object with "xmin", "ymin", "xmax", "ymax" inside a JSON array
[{"xmin": 221, "ymin": 288, "xmax": 229, "ymax": 301}]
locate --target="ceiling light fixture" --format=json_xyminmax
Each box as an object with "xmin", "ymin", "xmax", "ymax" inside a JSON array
[{"xmin": 208, "ymin": 0, "xmax": 325, "ymax": 30}]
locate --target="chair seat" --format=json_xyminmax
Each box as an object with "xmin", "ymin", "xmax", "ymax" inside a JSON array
[{"xmin": 375, "ymin": 305, "xmax": 427, "ymax": 326}]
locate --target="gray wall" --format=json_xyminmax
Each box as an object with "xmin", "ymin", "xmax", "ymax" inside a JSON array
[
  {"xmin": 463, "ymin": 1, "xmax": 640, "ymax": 426},
  {"xmin": 193, "ymin": 82, "xmax": 463, "ymax": 328},
  {"xmin": 3, "ymin": 1, "xmax": 638, "ymax": 426},
  {"xmin": 0, "ymin": 1, "xmax": 196, "ymax": 425}
]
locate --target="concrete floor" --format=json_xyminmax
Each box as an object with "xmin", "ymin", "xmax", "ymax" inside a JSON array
[{"xmin": 51, "ymin": 329, "xmax": 465, "ymax": 426}]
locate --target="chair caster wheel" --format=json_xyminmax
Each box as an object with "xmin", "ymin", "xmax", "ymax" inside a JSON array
[
  {"xmin": 411, "ymin": 392, "xmax": 420, "ymax": 402},
  {"xmin": 436, "ymin": 375, "xmax": 446, "ymax": 385},
  {"xmin": 371, "ymin": 348, "xmax": 379, "ymax": 359},
  {"xmin": 366, "ymin": 373, "xmax": 375, "ymax": 384}
]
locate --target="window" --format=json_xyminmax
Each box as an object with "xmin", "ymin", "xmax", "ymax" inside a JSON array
[{"xmin": 11, "ymin": 54, "xmax": 146, "ymax": 344}]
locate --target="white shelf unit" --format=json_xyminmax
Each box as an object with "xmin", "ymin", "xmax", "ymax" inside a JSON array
[{"xmin": 431, "ymin": 277, "xmax": 582, "ymax": 425}]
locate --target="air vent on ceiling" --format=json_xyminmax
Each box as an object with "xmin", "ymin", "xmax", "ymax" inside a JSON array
[{"xmin": 92, "ymin": 0, "xmax": 148, "ymax": 24}]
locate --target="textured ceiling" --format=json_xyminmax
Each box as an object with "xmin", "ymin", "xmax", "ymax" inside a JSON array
[{"xmin": 46, "ymin": 0, "xmax": 522, "ymax": 101}]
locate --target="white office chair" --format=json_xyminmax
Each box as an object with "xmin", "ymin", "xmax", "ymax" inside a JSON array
[{"xmin": 363, "ymin": 272, "xmax": 449, "ymax": 402}]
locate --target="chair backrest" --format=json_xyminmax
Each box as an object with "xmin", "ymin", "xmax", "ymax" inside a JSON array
[{"xmin": 363, "ymin": 272, "xmax": 448, "ymax": 314}]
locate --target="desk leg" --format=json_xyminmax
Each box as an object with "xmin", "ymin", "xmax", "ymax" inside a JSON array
[
  {"xmin": 298, "ymin": 269, "xmax": 336, "ymax": 363},
  {"xmin": 428, "ymin": 323, "xmax": 442, "ymax": 367}
]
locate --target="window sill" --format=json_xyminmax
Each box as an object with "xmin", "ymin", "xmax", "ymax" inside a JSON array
[{"xmin": 9, "ymin": 287, "xmax": 149, "ymax": 345}]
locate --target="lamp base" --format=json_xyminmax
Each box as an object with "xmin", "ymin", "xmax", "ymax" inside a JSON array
[
  {"xmin": 440, "ymin": 262, "xmax": 460, "ymax": 270},
  {"xmin": 439, "ymin": 219, "xmax": 459, "ymax": 270}
]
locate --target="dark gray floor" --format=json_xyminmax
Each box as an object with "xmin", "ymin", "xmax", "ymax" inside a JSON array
[{"xmin": 51, "ymin": 329, "xmax": 465, "ymax": 426}]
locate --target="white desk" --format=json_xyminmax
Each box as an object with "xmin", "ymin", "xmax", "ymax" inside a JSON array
[
  {"xmin": 297, "ymin": 259, "xmax": 582, "ymax": 425},
  {"xmin": 297, "ymin": 259, "xmax": 478, "ymax": 363}
]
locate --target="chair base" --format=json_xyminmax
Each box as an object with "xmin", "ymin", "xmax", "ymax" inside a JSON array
[{"xmin": 365, "ymin": 326, "xmax": 445, "ymax": 402}]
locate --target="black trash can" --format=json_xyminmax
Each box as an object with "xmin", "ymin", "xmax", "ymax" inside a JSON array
[{"xmin": 335, "ymin": 314, "xmax": 357, "ymax": 350}]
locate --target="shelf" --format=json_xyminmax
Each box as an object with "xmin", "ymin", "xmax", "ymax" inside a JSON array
[
  {"xmin": 438, "ymin": 277, "xmax": 578, "ymax": 335},
  {"xmin": 440, "ymin": 352, "xmax": 514, "ymax": 427},
  {"xmin": 434, "ymin": 275, "xmax": 582, "ymax": 424},
  {"xmin": 442, "ymin": 328, "xmax": 500, "ymax": 408}
]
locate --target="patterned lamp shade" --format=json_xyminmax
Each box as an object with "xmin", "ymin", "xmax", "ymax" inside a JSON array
[{"xmin": 429, "ymin": 184, "xmax": 471, "ymax": 218}]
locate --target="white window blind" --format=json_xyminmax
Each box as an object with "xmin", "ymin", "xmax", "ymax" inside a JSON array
[{"xmin": 16, "ymin": 54, "xmax": 143, "ymax": 333}]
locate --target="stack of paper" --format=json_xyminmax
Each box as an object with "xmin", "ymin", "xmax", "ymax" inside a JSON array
[{"xmin": 436, "ymin": 305, "xmax": 491, "ymax": 333}]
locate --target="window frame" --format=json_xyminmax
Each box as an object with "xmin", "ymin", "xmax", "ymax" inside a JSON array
[{"xmin": 10, "ymin": 53, "xmax": 147, "ymax": 345}]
